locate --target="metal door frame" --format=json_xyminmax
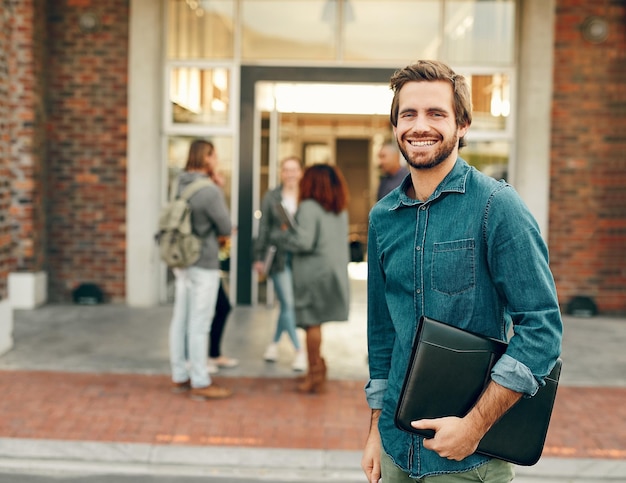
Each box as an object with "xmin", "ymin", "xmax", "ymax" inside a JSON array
[{"xmin": 236, "ymin": 66, "xmax": 395, "ymax": 304}]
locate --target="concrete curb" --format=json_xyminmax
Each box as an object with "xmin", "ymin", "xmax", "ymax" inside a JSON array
[
  {"xmin": 0, "ymin": 438, "xmax": 364, "ymax": 481},
  {"xmin": 0, "ymin": 439, "xmax": 625, "ymax": 481}
]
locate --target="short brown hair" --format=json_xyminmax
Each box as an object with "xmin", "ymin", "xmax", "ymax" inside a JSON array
[
  {"xmin": 299, "ymin": 164, "xmax": 349, "ymax": 214},
  {"xmin": 389, "ymin": 60, "xmax": 472, "ymax": 148},
  {"xmin": 185, "ymin": 139, "xmax": 214, "ymax": 171}
]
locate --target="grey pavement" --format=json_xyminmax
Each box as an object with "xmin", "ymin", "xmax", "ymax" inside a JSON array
[{"xmin": 0, "ymin": 264, "xmax": 625, "ymax": 481}]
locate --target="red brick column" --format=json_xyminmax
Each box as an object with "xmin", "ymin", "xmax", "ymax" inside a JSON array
[
  {"xmin": 550, "ymin": 1, "xmax": 626, "ymax": 314},
  {"xmin": 10, "ymin": 0, "xmax": 49, "ymax": 274},
  {"xmin": 0, "ymin": 1, "xmax": 13, "ymax": 300},
  {"xmin": 46, "ymin": 0, "xmax": 129, "ymax": 302},
  {"xmin": 0, "ymin": 0, "xmax": 50, "ymax": 310}
]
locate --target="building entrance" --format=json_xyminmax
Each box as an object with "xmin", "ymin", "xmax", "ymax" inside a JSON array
[{"xmin": 237, "ymin": 66, "xmax": 396, "ymax": 305}]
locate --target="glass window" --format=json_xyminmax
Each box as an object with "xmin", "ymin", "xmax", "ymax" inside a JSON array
[
  {"xmin": 344, "ymin": 0, "xmax": 441, "ymax": 62},
  {"xmin": 241, "ymin": 0, "xmax": 336, "ymax": 60},
  {"xmin": 466, "ymin": 73, "xmax": 511, "ymax": 132},
  {"xmin": 169, "ymin": 66, "xmax": 231, "ymax": 125},
  {"xmin": 167, "ymin": 135, "xmax": 234, "ymax": 207},
  {"xmin": 167, "ymin": 0, "xmax": 517, "ymax": 65},
  {"xmin": 443, "ymin": 0, "xmax": 515, "ymax": 65},
  {"xmin": 167, "ymin": 0, "xmax": 235, "ymax": 59},
  {"xmin": 463, "ymin": 140, "xmax": 510, "ymax": 181}
]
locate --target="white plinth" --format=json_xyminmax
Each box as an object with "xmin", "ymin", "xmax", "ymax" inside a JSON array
[
  {"xmin": 8, "ymin": 271, "xmax": 48, "ymax": 309},
  {"xmin": 0, "ymin": 299, "xmax": 13, "ymax": 355}
]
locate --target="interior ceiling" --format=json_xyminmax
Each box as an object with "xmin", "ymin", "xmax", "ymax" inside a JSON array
[{"xmin": 280, "ymin": 112, "xmax": 389, "ymax": 126}]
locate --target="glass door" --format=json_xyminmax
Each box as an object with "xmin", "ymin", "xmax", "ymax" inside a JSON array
[
  {"xmin": 252, "ymin": 83, "xmax": 283, "ymax": 305},
  {"xmin": 250, "ymin": 80, "xmax": 393, "ymax": 304}
]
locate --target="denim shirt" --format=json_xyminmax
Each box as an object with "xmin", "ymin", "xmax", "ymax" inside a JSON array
[{"xmin": 365, "ymin": 158, "xmax": 562, "ymax": 479}]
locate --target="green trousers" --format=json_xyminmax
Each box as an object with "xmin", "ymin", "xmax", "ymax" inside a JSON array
[{"xmin": 381, "ymin": 450, "xmax": 515, "ymax": 482}]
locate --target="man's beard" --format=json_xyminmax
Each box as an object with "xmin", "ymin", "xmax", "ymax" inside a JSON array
[{"xmin": 397, "ymin": 133, "xmax": 458, "ymax": 171}]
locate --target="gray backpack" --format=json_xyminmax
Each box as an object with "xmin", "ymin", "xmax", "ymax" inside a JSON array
[{"xmin": 156, "ymin": 177, "xmax": 213, "ymax": 268}]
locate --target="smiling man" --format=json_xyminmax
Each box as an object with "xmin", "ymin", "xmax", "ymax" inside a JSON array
[{"xmin": 361, "ymin": 61, "xmax": 562, "ymax": 482}]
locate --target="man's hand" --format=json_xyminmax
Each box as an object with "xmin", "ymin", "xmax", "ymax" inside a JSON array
[
  {"xmin": 361, "ymin": 410, "xmax": 382, "ymax": 483},
  {"xmin": 412, "ymin": 381, "xmax": 522, "ymax": 461},
  {"xmin": 411, "ymin": 416, "xmax": 480, "ymax": 461}
]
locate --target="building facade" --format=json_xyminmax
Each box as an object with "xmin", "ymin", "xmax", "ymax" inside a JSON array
[{"xmin": 0, "ymin": 0, "xmax": 624, "ymax": 350}]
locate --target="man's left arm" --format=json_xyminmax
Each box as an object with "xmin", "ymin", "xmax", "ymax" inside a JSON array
[
  {"xmin": 486, "ymin": 185, "xmax": 563, "ymax": 391},
  {"xmin": 414, "ymin": 185, "xmax": 562, "ymax": 460}
]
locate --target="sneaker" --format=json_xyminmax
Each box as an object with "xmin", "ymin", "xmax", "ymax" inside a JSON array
[
  {"xmin": 207, "ymin": 361, "xmax": 219, "ymax": 374},
  {"xmin": 263, "ymin": 343, "xmax": 279, "ymax": 362},
  {"xmin": 190, "ymin": 384, "xmax": 233, "ymax": 400},
  {"xmin": 292, "ymin": 351, "xmax": 307, "ymax": 372},
  {"xmin": 171, "ymin": 380, "xmax": 191, "ymax": 393},
  {"xmin": 210, "ymin": 356, "xmax": 239, "ymax": 368}
]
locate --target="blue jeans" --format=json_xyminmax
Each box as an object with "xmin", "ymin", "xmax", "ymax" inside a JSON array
[
  {"xmin": 270, "ymin": 263, "xmax": 300, "ymax": 350},
  {"xmin": 169, "ymin": 267, "xmax": 220, "ymax": 388}
]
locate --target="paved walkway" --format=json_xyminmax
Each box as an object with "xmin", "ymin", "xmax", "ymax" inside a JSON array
[{"xmin": 0, "ymin": 270, "xmax": 625, "ymax": 481}]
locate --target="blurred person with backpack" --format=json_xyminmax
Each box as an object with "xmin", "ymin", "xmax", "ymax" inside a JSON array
[{"xmin": 167, "ymin": 139, "xmax": 233, "ymax": 400}]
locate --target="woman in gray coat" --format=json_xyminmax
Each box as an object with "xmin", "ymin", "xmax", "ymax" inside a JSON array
[{"xmin": 272, "ymin": 164, "xmax": 350, "ymax": 394}]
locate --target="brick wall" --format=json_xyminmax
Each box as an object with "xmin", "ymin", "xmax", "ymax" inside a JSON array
[
  {"xmin": 47, "ymin": 0, "xmax": 129, "ymax": 302},
  {"xmin": 0, "ymin": 1, "xmax": 12, "ymax": 300},
  {"xmin": 0, "ymin": 0, "xmax": 50, "ymax": 302},
  {"xmin": 10, "ymin": 0, "xmax": 49, "ymax": 275},
  {"xmin": 550, "ymin": 0, "xmax": 626, "ymax": 314}
]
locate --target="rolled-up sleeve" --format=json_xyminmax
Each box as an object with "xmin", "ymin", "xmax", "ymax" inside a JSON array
[
  {"xmin": 364, "ymin": 378, "xmax": 388, "ymax": 409},
  {"xmin": 491, "ymin": 354, "xmax": 539, "ymax": 397}
]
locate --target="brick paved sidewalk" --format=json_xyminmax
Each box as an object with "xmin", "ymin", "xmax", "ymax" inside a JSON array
[{"xmin": 0, "ymin": 370, "xmax": 624, "ymax": 460}]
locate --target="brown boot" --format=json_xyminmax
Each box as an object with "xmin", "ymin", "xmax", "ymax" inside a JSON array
[
  {"xmin": 296, "ymin": 326, "xmax": 326, "ymax": 394},
  {"xmin": 297, "ymin": 358, "xmax": 327, "ymax": 394}
]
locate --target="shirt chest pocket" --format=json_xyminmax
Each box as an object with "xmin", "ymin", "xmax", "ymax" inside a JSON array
[{"xmin": 431, "ymin": 239, "xmax": 475, "ymax": 295}]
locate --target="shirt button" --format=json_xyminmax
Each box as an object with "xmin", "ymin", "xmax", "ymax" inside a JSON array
[
  {"xmin": 416, "ymin": 246, "xmax": 421, "ymax": 251},
  {"xmin": 416, "ymin": 289, "xmax": 422, "ymax": 294},
  {"xmin": 420, "ymin": 205, "xmax": 427, "ymax": 211}
]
